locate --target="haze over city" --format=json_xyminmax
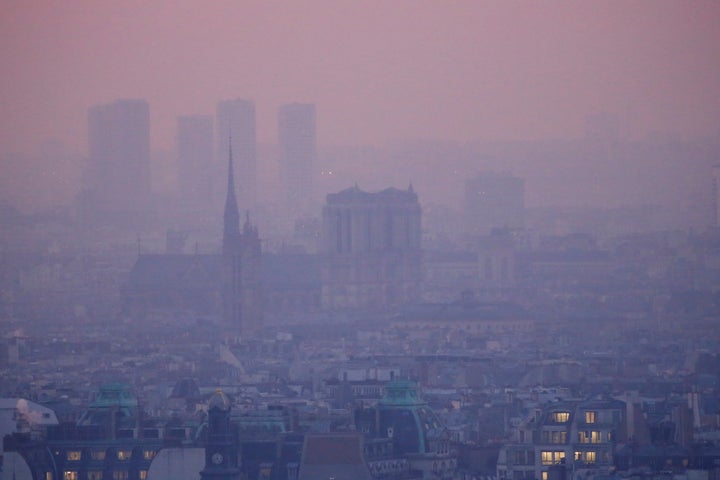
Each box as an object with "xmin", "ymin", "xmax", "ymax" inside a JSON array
[
  {"xmin": 2, "ymin": 3, "xmax": 720, "ymax": 480},
  {"xmin": 2, "ymin": 1, "xmax": 720, "ymax": 213}
]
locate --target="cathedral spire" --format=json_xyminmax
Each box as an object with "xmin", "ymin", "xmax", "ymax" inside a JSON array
[{"xmin": 223, "ymin": 137, "xmax": 241, "ymax": 256}]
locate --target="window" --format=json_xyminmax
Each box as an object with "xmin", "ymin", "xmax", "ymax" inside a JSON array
[
  {"xmin": 552, "ymin": 412, "xmax": 570, "ymax": 423},
  {"xmin": 88, "ymin": 472, "xmax": 103, "ymax": 480},
  {"xmin": 139, "ymin": 471, "xmax": 148, "ymax": 480},
  {"xmin": 143, "ymin": 450, "xmax": 156, "ymax": 460},
  {"xmin": 514, "ymin": 450, "xmax": 533, "ymax": 465},
  {"xmin": 585, "ymin": 411, "xmax": 596, "ymax": 424},
  {"xmin": 543, "ymin": 431, "xmax": 566, "ymax": 444},
  {"xmin": 117, "ymin": 450, "xmax": 131, "ymax": 461},
  {"xmin": 578, "ymin": 431, "xmax": 602, "ymax": 444},
  {"xmin": 64, "ymin": 472, "xmax": 78, "ymax": 480},
  {"xmin": 91, "ymin": 450, "xmax": 106, "ymax": 460},
  {"xmin": 542, "ymin": 472, "xmax": 548, "ymax": 480},
  {"xmin": 66, "ymin": 451, "xmax": 82, "ymax": 461},
  {"xmin": 575, "ymin": 451, "xmax": 596, "ymax": 464},
  {"xmin": 113, "ymin": 471, "xmax": 128, "ymax": 480},
  {"xmin": 46, "ymin": 473, "xmax": 53, "ymax": 480},
  {"xmin": 541, "ymin": 451, "xmax": 565, "ymax": 465}
]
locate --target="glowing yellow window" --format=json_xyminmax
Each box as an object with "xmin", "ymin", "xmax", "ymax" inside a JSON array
[
  {"xmin": 585, "ymin": 451, "xmax": 596, "ymax": 464},
  {"xmin": 542, "ymin": 473, "xmax": 548, "ymax": 480},
  {"xmin": 552, "ymin": 412, "xmax": 570, "ymax": 423},
  {"xmin": 66, "ymin": 451, "xmax": 82, "ymax": 461},
  {"xmin": 117, "ymin": 450, "xmax": 131, "ymax": 461},
  {"xmin": 143, "ymin": 450, "xmax": 156, "ymax": 460},
  {"xmin": 64, "ymin": 472, "xmax": 78, "ymax": 480},
  {"xmin": 585, "ymin": 411, "xmax": 596, "ymax": 424},
  {"xmin": 139, "ymin": 471, "xmax": 148, "ymax": 480}
]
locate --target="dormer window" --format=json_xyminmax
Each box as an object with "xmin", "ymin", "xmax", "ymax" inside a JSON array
[{"xmin": 551, "ymin": 412, "xmax": 570, "ymax": 423}]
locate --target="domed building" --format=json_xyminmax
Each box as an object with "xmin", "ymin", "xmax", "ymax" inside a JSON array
[{"xmin": 355, "ymin": 380, "xmax": 457, "ymax": 479}]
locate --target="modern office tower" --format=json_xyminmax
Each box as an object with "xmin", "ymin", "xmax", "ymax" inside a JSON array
[
  {"xmin": 81, "ymin": 99, "xmax": 151, "ymax": 226},
  {"xmin": 321, "ymin": 185, "xmax": 422, "ymax": 309},
  {"xmin": 216, "ymin": 99, "xmax": 256, "ymax": 212},
  {"xmin": 176, "ymin": 115, "xmax": 214, "ymax": 223},
  {"xmin": 463, "ymin": 172, "xmax": 525, "ymax": 236},
  {"xmin": 278, "ymin": 103, "xmax": 316, "ymax": 218}
]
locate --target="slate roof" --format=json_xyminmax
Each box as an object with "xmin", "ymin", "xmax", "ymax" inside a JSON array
[
  {"xmin": 125, "ymin": 254, "xmax": 225, "ymax": 290},
  {"xmin": 298, "ymin": 433, "xmax": 373, "ymax": 480}
]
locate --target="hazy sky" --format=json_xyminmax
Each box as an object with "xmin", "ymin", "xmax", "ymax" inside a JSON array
[{"xmin": 1, "ymin": 0, "xmax": 719, "ymax": 155}]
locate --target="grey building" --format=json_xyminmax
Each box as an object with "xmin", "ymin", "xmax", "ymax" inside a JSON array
[
  {"xmin": 80, "ymin": 99, "xmax": 151, "ymax": 227},
  {"xmin": 321, "ymin": 185, "xmax": 422, "ymax": 310}
]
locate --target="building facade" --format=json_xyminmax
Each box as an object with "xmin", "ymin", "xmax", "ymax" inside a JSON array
[
  {"xmin": 497, "ymin": 398, "xmax": 626, "ymax": 480},
  {"xmin": 321, "ymin": 186, "xmax": 422, "ymax": 310}
]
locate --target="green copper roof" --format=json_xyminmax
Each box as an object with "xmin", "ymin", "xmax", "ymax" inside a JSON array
[
  {"xmin": 89, "ymin": 383, "xmax": 138, "ymax": 409},
  {"xmin": 379, "ymin": 380, "xmax": 424, "ymax": 407}
]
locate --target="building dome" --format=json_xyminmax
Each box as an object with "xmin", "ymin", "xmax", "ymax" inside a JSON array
[{"xmin": 208, "ymin": 388, "xmax": 231, "ymax": 411}]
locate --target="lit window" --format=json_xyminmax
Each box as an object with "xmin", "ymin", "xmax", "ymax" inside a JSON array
[
  {"xmin": 113, "ymin": 471, "xmax": 128, "ymax": 480},
  {"xmin": 541, "ymin": 451, "xmax": 565, "ymax": 465},
  {"xmin": 585, "ymin": 411, "xmax": 596, "ymax": 424},
  {"xmin": 46, "ymin": 473, "xmax": 53, "ymax": 480},
  {"xmin": 64, "ymin": 472, "xmax": 78, "ymax": 480},
  {"xmin": 139, "ymin": 471, "xmax": 148, "ymax": 480},
  {"xmin": 66, "ymin": 451, "xmax": 82, "ymax": 461},
  {"xmin": 585, "ymin": 451, "xmax": 596, "ymax": 464},
  {"xmin": 574, "ymin": 451, "xmax": 582, "ymax": 461},
  {"xmin": 552, "ymin": 412, "xmax": 570, "ymax": 423},
  {"xmin": 542, "ymin": 472, "xmax": 548, "ymax": 480},
  {"xmin": 143, "ymin": 450, "xmax": 156, "ymax": 460},
  {"xmin": 579, "ymin": 431, "xmax": 602, "ymax": 444},
  {"xmin": 117, "ymin": 450, "xmax": 131, "ymax": 461}
]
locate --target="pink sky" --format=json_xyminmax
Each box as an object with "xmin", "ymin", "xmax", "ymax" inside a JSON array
[{"xmin": 1, "ymin": 0, "xmax": 719, "ymax": 154}]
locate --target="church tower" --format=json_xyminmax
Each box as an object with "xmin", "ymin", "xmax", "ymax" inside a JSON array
[
  {"xmin": 222, "ymin": 139, "xmax": 263, "ymax": 336},
  {"xmin": 200, "ymin": 389, "xmax": 240, "ymax": 480},
  {"xmin": 223, "ymin": 141, "xmax": 242, "ymax": 256}
]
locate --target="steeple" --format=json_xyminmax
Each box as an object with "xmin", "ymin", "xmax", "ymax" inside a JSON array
[{"xmin": 223, "ymin": 138, "xmax": 241, "ymax": 256}]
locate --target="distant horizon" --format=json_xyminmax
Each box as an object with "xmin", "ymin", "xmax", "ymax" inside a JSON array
[{"xmin": 2, "ymin": 1, "xmax": 719, "ymax": 155}]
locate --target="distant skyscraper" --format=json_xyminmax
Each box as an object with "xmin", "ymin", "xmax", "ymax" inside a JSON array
[
  {"xmin": 176, "ymin": 115, "xmax": 214, "ymax": 222},
  {"xmin": 278, "ymin": 103, "xmax": 316, "ymax": 218},
  {"xmin": 81, "ymin": 99, "xmax": 151, "ymax": 227},
  {"xmin": 216, "ymin": 99, "xmax": 256, "ymax": 213},
  {"xmin": 463, "ymin": 172, "xmax": 525, "ymax": 236}
]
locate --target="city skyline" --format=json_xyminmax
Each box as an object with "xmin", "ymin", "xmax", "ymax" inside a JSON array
[{"xmin": 1, "ymin": 1, "xmax": 718, "ymax": 157}]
